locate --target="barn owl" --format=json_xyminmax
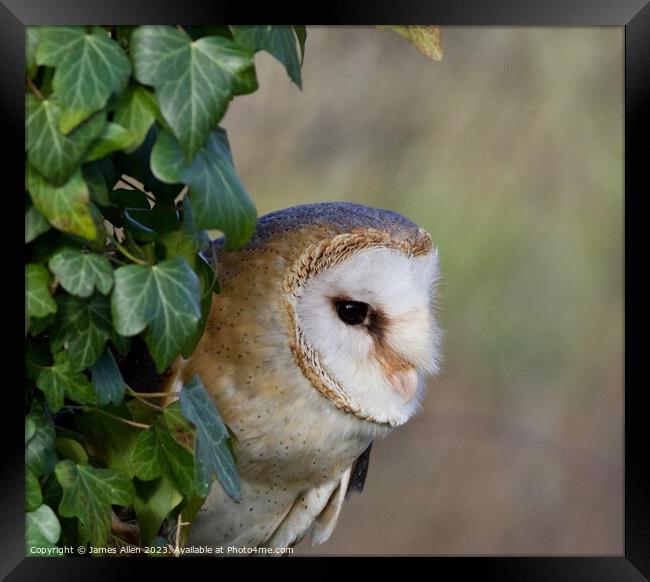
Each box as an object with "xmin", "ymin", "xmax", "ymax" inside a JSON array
[{"xmin": 164, "ymin": 201, "xmax": 441, "ymax": 550}]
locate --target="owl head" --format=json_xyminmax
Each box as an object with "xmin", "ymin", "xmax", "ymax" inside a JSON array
[{"xmin": 237, "ymin": 202, "xmax": 441, "ymax": 428}]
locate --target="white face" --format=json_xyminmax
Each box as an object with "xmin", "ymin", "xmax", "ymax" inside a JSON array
[{"xmin": 295, "ymin": 246, "xmax": 441, "ymax": 426}]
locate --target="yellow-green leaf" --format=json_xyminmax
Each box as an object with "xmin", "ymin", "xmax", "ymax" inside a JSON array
[
  {"xmin": 378, "ymin": 25, "xmax": 443, "ymax": 61},
  {"xmin": 26, "ymin": 164, "xmax": 98, "ymax": 241},
  {"xmin": 25, "ymin": 264, "xmax": 57, "ymax": 319}
]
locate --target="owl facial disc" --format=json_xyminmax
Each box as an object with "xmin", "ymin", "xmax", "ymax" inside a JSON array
[{"xmin": 284, "ymin": 230, "xmax": 441, "ymax": 427}]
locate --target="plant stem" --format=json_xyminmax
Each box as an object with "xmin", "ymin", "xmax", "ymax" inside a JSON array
[
  {"xmin": 127, "ymin": 390, "xmax": 175, "ymax": 398},
  {"xmin": 126, "ymin": 388, "xmax": 164, "ymax": 411},
  {"xmin": 116, "ymin": 242, "xmax": 150, "ymax": 266},
  {"xmin": 88, "ymin": 406, "xmax": 151, "ymax": 429},
  {"xmin": 26, "ymin": 76, "xmax": 45, "ymax": 100}
]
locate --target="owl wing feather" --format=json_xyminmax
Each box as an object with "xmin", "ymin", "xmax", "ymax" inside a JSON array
[
  {"xmin": 261, "ymin": 466, "xmax": 352, "ymax": 549},
  {"xmin": 345, "ymin": 442, "xmax": 373, "ymax": 499}
]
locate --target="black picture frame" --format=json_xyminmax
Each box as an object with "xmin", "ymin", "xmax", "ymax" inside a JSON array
[{"xmin": 6, "ymin": 1, "xmax": 648, "ymax": 579}]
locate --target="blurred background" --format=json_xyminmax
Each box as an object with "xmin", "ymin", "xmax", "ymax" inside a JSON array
[{"xmin": 221, "ymin": 27, "xmax": 624, "ymax": 555}]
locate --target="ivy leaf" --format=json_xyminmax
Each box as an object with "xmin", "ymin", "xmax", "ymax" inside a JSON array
[
  {"xmin": 182, "ymin": 253, "xmax": 218, "ymax": 356},
  {"xmin": 231, "ymin": 25, "xmax": 302, "ymax": 88},
  {"xmin": 110, "ymin": 187, "xmax": 150, "ymax": 210},
  {"xmin": 111, "ymin": 257, "xmax": 200, "ymax": 372},
  {"xmin": 131, "ymin": 415, "xmax": 196, "ymax": 497},
  {"xmin": 76, "ymin": 406, "xmax": 140, "ymax": 477},
  {"xmin": 28, "ymin": 313, "xmax": 55, "ymax": 337},
  {"xmin": 89, "ymin": 351, "xmax": 128, "ymax": 406},
  {"xmin": 130, "ymin": 26, "xmax": 255, "ymax": 161},
  {"xmin": 25, "ymin": 417, "xmax": 36, "ymax": 444},
  {"xmin": 82, "ymin": 158, "xmax": 116, "ymax": 207},
  {"xmin": 133, "ymin": 477, "xmax": 183, "ymax": 544},
  {"xmin": 85, "ymin": 122, "xmax": 141, "ymax": 162},
  {"xmin": 25, "ymin": 206, "xmax": 51, "ymax": 244},
  {"xmin": 180, "ymin": 375, "xmax": 240, "ymax": 501},
  {"xmin": 54, "ymin": 437, "xmax": 89, "ymax": 465},
  {"xmin": 26, "ymin": 27, "xmax": 39, "ymax": 78},
  {"xmin": 377, "ymin": 25, "xmax": 443, "ymax": 61},
  {"xmin": 26, "ymin": 95, "xmax": 106, "ymax": 186},
  {"xmin": 293, "ymin": 25, "xmax": 307, "ymax": 65},
  {"xmin": 36, "ymin": 351, "xmax": 97, "ymax": 411},
  {"xmin": 55, "ymin": 459, "xmax": 134, "ymax": 547},
  {"xmin": 151, "ymin": 128, "xmax": 257, "ymax": 249},
  {"xmin": 123, "ymin": 204, "xmax": 180, "ymax": 242},
  {"xmin": 50, "ymin": 295, "xmax": 113, "ymax": 372},
  {"xmin": 26, "ymin": 470, "xmax": 43, "ymax": 512},
  {"xmin": 113, "ymin": 85, "xmax": 158, "ymax": 152},
  {"xmin": 25, "ymin": 264, "xmax": 57, "ymax": 319},
  {"xmin": 36, "ymin": 26, "xmax": 131, "ymax": 134},
  {"xmin": 48, "ymin": 249, "xmax": 113, "ymax": 298},
  {"xmin": 26, "ymin": 504, "xmax": 61, "ymax": 555},
  {"xmin": 26, "ymin": 404, "xmax": 58, "ymax": 478},
  {"xmin": 26, "ymin": 164, "xmax": 98, "ymax": 241}
]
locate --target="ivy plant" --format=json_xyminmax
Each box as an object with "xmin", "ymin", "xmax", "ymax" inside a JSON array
[{"xmin": 25, "ymin": 24, "xmax": 306, "ymax": 556}]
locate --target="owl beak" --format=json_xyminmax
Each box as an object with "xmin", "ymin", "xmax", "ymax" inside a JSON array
[{"xmin": 389, "ymin": 368, "xmax": 419, "ymax": 403}]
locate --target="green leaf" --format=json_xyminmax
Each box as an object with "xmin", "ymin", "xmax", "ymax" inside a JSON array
[
  {"xmin": 26, "ymin": 403, "xmax": 58, "ymax": 478},
  {"xmin": 82, "ymin": 158, "xmax": 116, "ymax": 207},
  {"xmin": 182, "ymin": 253, "xmax": 217, "ymax": 356},
  {"xmin": 26, "ymin": 470, "xmax": 43, "ymax": 512},
  {"xmin": 26, "ymin": 27, "xmax": 39, "ymax": 78},
  {"xmin": 25, "ymin": 417, "xmax": 36, "ymax": 444},
  {"xmin": 110, "ymin": 331, "xmax": 131, "ymax": 357},
  {"xmin": 293, "ymin": 25, "xmax": 307, "ymax": 65},
  {"xmin": 231, "ymin": 25, "xmax": 302, "ymax": 88},
  {"xmin": 76, "ymin": 406, "xmax": 140, "ymax": 477},
  {"xmin": 151, "ymin": 128, "xmax": 257, "ymax": 249},
  {"xmin": 50, "ymin": 294, "xmax": 113, "ymax": 372},
  {"xmin": 36, "ymin": 26, "xmax": 131, "ymax": 133},
  {"xmin": 36, "ymin": 351, "xmax": 97, "ymax": 411},
  {"xmin": 25, "ymin": 206, "xmax": 51, "ymax": 243},
  {"xmin": 26, "ymin": 95, "xmax": 106, "ymax": 186},
  {"xmin": 131, "ymin": 416, "xmax": 196, "ymax": 497},
  {"xmin": 113, "ymin": 85, "xmax": 157, "ymax": 152},
  {"xmin": 89, "ymin": 351, "xmax": 128, "ymax": 406},
  {"xmin": 26, "ymin": 164, "xmax": 98, "ymax": 241},
  {"xmin": 133, "ymin": 477, "xmax": 183, "ymax": 544},
  {"xmin": 131, "ymin": 26, "xmax": 255, "ymax": 161},
  {"xmin": 49, "ymin": 249, "xmax": 113, "ymax": 298},
  {"xmin": 180, "ymin": 375, "xmax": 240, "ymax": 500},
  {"xmin": 25, "ymin": 264, "xmax": 57, "ymax": 319},
  {"xmin": 111, "ymin": 257, "xmax": 200, "ymax": 372},
  {"xmin": 55, "ymin": 459, "xmax": 134, "ymax": 547},
  {"xmin": 123, "ymin": 204, "xmax": 180, "ymax": 242},
  {"xmin": 54, "ymin": 437, "xmax": 89, "ymax": 465},
  {"xmin": 377, "ymin": 25, "xmax": 443, "ymax": 61},
  {"xmin": 28, "ymin": 313, "xmax": 55, "ymax": 337},
  {"xmin": 26, "ymin": 504, "xmax": 61, "ymax": 554},
  {"xmin": 85, "ymin": 122, "xmax": 141, "ymax": 162},
  {"xmin": 110, "ymin": 187, "xmax": 150, "ymax": 210}
]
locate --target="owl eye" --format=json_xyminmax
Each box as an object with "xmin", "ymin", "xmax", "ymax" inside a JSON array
[{"xmin": 335, "ymin": 300, "xmax": 369, "ymax": 325}]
